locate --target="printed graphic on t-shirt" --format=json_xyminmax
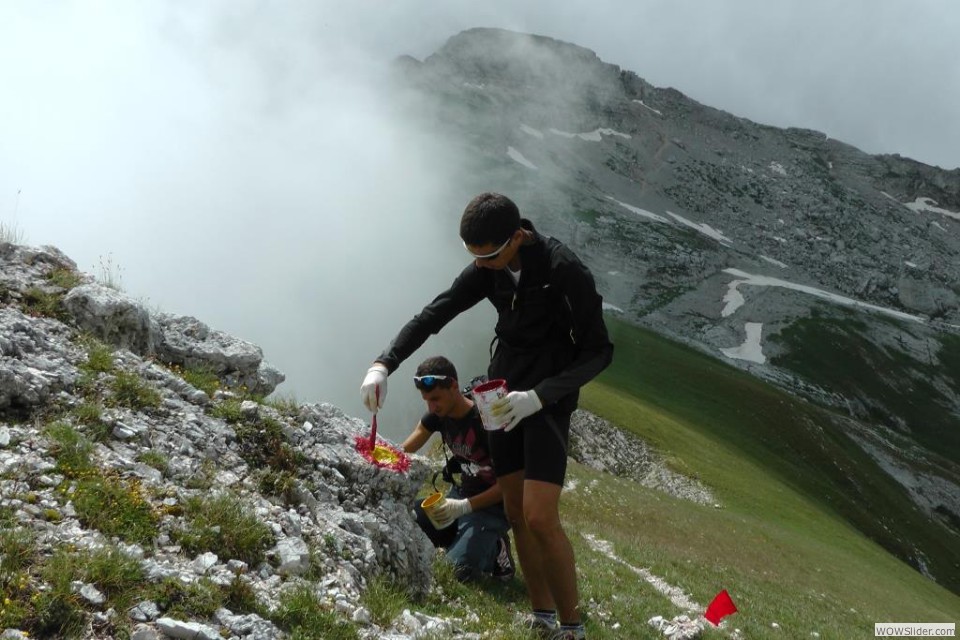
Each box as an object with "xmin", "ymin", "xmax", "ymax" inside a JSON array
[{"xmin": 422, "ymin": 406, "xmax": 496, "ymax": 495}]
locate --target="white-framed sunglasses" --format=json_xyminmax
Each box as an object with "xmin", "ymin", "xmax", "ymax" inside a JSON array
[{"xmin": 463, "ymin": 234, "xmax": 513, "ymax": 260}]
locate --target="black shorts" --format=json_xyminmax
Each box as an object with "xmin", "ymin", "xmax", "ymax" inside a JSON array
[{"xmin": 488, "ymin": 409, "xmax": 571, "ymax": 486}]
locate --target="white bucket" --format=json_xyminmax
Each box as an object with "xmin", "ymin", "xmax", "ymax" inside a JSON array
[{"xmin": 472, "ymin": 378, "xmax": 509, "ymax": 431}]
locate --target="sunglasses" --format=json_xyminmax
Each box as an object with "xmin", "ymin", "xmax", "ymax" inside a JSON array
[
  {"xmin": 414, "ymin": 374, "xmax": 451, "ymax": 391},
  {"xmin": 463, "ymin": 233, "xmax": 514, "ymax": 261}
]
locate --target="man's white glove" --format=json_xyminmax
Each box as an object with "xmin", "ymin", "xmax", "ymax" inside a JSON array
[
  {"xmin": 433, "ymin": 498, "xmax": 472, "ymax": 529},
  {"xmin": 491, "ymin": 390, "xmax": 543, "ymax": 432},
  {"xmin": 360, "ymin": 364, "xmax": 388, "ymax": 413}
]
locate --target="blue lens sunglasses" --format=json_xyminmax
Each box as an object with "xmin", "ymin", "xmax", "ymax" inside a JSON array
[{"xmin": 414, "ymin": 374, "xmax": 450, "ymax": 391}]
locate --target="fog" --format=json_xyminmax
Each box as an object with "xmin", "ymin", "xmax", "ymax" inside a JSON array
[{"xmin": 1, "ymin": 1, "xmax": 957, "ymax": 438}]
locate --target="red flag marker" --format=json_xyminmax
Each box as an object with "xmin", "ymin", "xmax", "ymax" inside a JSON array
[{"xmin": 704, "ymin": 589, "xmax": 738, "ymax": 625}]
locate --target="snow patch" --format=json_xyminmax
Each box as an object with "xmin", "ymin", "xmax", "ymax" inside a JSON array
[
  {"xmin": 931, "ymin": 221, "xmax": 947, "ymax": 232},
  {"xmin": 667, "ymin": 211, "xmax": 733, "ymax": 245},
  {"xmin": 721, "ymin": 280, "xmax": 746, "ymax": 317},
  {"xmin": 721, "ymin": 268, "xmax": 926, "ymax": 323},
  {"xmin": 549, "ymin": 127, "xmax": 631, "ymax": 141},
  {"xmin": 769, "ymin": 162, "xmax": 787, "ymax": 176},
  {"xmin": 607, "ymin": 197, "xmax": 671, "ymax": 224},
  {"xmin": 904, "ymin": 197, "xmax": 960, "ymax": 221},
  {"xmin": 721, "ymin": 322, "xmax": 766, "ymax": 364},
  {"xmin": 632, "ymin": 99, "xmax": 663, "ymax": 116},
  {"xmin": 602, "ymin": 302, "xmax": 624, "ymax": 313},
  {"xmin": 760, "ymin": 255, "xmax": 788, "ymax": 269},
  {"xmin": 506, "ymin": 147, "xmax": 537, "ymax": 170},
  {"xmin": 519, "ymin": 124, "xmax": 544, "ymax": 139}
]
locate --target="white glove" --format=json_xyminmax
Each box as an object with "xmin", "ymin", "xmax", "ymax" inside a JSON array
[
  {"xmin": 491, "ymin": 390, "xmax": 543, "ymax": 432},
  {"xmin": 360, "ymin": 364, "xmax": 388, "ymax": 413},
  {"xmin": 433, "ymin": 498, "xmax": 472, "ymax": 529}
]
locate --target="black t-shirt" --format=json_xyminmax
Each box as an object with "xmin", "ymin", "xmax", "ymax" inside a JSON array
[{"xmin": 421, "ymin": 405, "xmax": 496, "ymax": 498}]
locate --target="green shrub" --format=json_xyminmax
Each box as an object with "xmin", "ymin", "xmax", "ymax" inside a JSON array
[
  {"xmin": 180, "ymin": 365, "xmax": 220, "ymax": 397},
  {"xmin": 83, "ymin": 546, "xmax": 145, "ymax": 609},
  {"xmin": 0, "ymin": 527, "xmax": 36, "ymax": 581},
  {"xmin": 80, "ymin": 338, "xmax": 115, "ymax": 374},
  {"xmin": 22, "ymin": 286, "xmax": 65, "ymax": 320},
  {"xmin": 361, "ymin": 576, "xmax": 409, "ymax": 627},
  {"xmin": 175, "ymin": 493, "xmax": 274, "ymax": 566},
  {"xmin": 147, "ymin": 577, "xmax": 224, "ymax": 620},
  {"xmin": 71, "ymin": 401, "xmax": 110, "ymax": 441},
  {"xmin": 272, "ymin": 585, "xmax": 358, "ymax": 640},
  {"xmin": 108, "ymin": 370, "xmax": 161, "ymax": 410},
  {"xmin": 45, "ymin": 422, "xmax": 95, "ymax": 477},
  {"xmin": 47, "ymin": 268, "xmax": 83, "ymax": 290},
  {"xmin": 137, "ymin": 450, "xmax": 169, "ymax": 476},
  {"xmin": 265, "ymin": 394, "xmax": 300, "ymax": 415},
  {"xmin": 223, "ymin": 575, "xmax": 265, "ymax": 616},
  {"xmin": 70, "ymin": 474, "xmax": 158, "ymax": 545},
  {"xmin": 209, "ymin": 398, "xmax": 243, "ymax": 423}
]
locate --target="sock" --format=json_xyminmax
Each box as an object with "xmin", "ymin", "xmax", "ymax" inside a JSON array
[
  {"xmin": 559, "ymin": 622, "xmax": 586, "ymax": 638},
  {"xmin": 533, "ymin": 609, "xmax": 557, "ymax": 626}
]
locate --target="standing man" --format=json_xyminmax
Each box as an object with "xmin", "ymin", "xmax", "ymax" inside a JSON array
[
  {"xmin": 401, "ymin": 355, "xmax": 514, "ymax": 583},
  {"xmin": 361, "ymin": 193, "xmax": 613, "ymax": 640}
]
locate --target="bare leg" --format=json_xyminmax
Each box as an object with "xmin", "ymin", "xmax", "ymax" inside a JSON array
[
  {"xmin": 497, "ymin": 471, "xmax": 555, "ymax": 610},
  {"xmin": 523, "ymin": 478, "xmax": 580, "ymax": 624}
]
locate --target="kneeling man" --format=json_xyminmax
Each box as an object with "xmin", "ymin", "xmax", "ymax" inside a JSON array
[{"xmin": 401, "ymin": 356, "xmax": 514, "ymax": 582}]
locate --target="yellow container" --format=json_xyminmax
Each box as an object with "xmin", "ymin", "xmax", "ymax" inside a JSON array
[{"xmin": 421, "ymin": 492, "xmax": 452, "ymax": 529}]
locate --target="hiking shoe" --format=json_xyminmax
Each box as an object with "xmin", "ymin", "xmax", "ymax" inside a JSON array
[
  {"xmin": 549, "ymin": 627, "xmax": 586, "ymax": 640},
  {"xmin": 517, "ymin": 613, "xmax": 557, "ymax": 639},
  {"xmin": 491, "ymin": 533, "xmax": 515, "ymax": 581}
]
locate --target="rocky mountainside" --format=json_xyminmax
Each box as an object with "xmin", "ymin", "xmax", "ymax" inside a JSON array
[
  {"xmin": 391, "ymin": 28, "xmax": 960, "ymax": 567},
  {"xmin": 0, "ymin": 242, "xmax": 706, "ymax": 638}
]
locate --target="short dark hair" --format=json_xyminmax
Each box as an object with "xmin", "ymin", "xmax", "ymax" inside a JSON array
[
  {"xmin": 415, "ymin": 356, "xmax": 457, "ymax": 387},
  {"xmin": 459, "ymin": 193, "xmax": 521, "ymax": 247}
]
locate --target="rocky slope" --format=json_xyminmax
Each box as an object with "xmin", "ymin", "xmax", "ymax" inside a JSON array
[
  {"xmin": 0, "ymin": 242, "xmax": 703, "ymax": 638},
  {"xmin": 390, "ymin": 28, "xmax": 960, "ymax": 567}
]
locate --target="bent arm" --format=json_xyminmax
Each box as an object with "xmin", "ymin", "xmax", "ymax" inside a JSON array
[
  {"xmin": 377, "ymin": 265, "xmax": 487, "ymax": 373},
  {"xmin": 401, "ymin": 423, "xmax": 433, "ymax": 454},
  {"xmin": 533, "ymin": 252, "xmax": 614, "ymax": 406},
  {"xmin": 465, "ymin": 480, "xmax": 504, "ymax": 511}
]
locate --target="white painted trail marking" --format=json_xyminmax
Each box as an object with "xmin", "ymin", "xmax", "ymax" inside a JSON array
[{"xmin": 583, "ymin": 533, "xmax": 703, "ymax": 613}]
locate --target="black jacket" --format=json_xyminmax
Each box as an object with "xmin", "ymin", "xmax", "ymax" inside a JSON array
[{"xmin": 377, "ymin": 219, "xmax": 614, "ymax": 415}]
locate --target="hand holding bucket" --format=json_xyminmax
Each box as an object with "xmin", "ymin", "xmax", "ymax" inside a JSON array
[{"xmin": 472, "ymin": 379, "xmax": 510, "ymax": 430}]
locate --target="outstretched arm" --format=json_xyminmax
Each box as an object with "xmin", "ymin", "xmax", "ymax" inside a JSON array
[{"xmin": 401, "ymin": 422, "xmax": 433, "ymax": 454}]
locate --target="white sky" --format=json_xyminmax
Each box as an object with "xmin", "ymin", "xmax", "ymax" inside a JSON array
[{"xmin": 1, "ymin": 0, "xmax": 958, "ymax": 435}]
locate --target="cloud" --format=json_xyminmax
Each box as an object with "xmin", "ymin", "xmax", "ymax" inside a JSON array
[{"xmin": 0, "ymin": 0, "xmax": 956, "ymax": 436}]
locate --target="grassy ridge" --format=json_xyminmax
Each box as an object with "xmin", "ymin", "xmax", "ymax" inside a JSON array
[
  {"xmin": 400, "ymin": 317, "xmax": 958, "ymax": 638},
  {"xmin": 770, "ymin": 311, "xmax": 960, "ymax": 462},
  {"xmin": 581, "ymin": 318, "xmax": 960, "ymax": 595}
]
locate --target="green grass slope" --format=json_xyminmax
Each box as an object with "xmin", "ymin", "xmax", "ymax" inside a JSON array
[
  {"xmin": 398, "ymin": 318, "xmax": 958, "ymax": 639},
  {"xmin": 561, "ymin": 317, "xmax": 959, "ymax": 636}
]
